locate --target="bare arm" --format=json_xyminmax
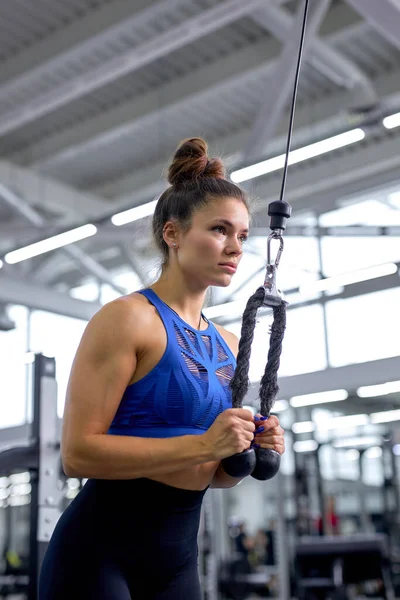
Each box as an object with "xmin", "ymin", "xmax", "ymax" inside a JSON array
[{"xmin": 61, "ymin": 297, "xmax": 212, "ymax": 479}]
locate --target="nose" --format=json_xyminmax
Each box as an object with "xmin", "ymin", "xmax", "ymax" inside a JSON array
[{"xmin": 225, "ymin": 235, "xmax": 243, "ymax": 256}]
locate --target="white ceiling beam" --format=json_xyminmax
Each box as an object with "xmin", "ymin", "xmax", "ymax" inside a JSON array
[
  {"xmin": 0, "ymin": 274, "xmax": 100, "ymax": 321},
  {"xmin": 243, "ymin": 0, "xmax": 332, "ymax": 162},
  {"xmin": 0, "ymin": 161, "xmax": 109, "ymax": 220},
  {"xmin": 17, "ymin": 37, "xmax": 278, "ymax": 169},
  {"xmin": 13, "ymin": 19, "xmax": 367, "ymax": 170},
  {"xmin": 0, "ymin": 0, "xmax": 172, "ymax": 86},
  {"xmin": 0, "ymin": 0, "xmax": 269, "ymax": 138},
  {"xmin": 0, "ymin": 183, "xmax": 125, "ymax": 295},
  {"xmin": 252, "ymin": 2, "xmax": 376, "ymax": 103},
  {"xmin": 346, "ymin": 0, "xmax": 400, "ymax": 50}
]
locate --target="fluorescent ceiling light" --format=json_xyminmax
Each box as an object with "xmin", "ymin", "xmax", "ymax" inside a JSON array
[
  {"xmin": 388, "ymin": 191, "xmax": 400, "ymax": 209},
  {"xmin": 383, "ymin": 112, "xmax": 400, "ymax": 130},
  {"xmin": 333, "ymin": 436, "xmax": 380, "ymax": 449},
  {"xmin": 111, "ymin": 199, "xmax": 158, "ymax": 226},
  {"xmin": 231, "ymin": 128, "xmax": 365, "ymax": 183},
  {"xmin": 345, "ymin": 449, "xmax": 360, "ymax": 461},
  {"xmin": 290, "ymin": 389, "xmax": 348, "ymax": 408},
  {"xmin": 357, "ymin": 380, "xmax": 400, "ymax": 398},
  {"xmin": 370, "ymin": 409, "xmax": 400, "ymax": 424},
  {"xmin": 272, "ymin": 399, "xmax": 289, "ymax": 413},
  {"xmin": 299, "ymin": 262, "xmax": 397, "ymax": 297},
  {"xmin": 292, "ymin": 421, "xmax": 315, "ymax": 434},
  {"xmin": 293, "ymin": 439, "xmax": 318, "ymax": 453},
  {"xmin": 318, "ymin": 413, "xmax": 369, "ymax": 430},
  {"xmin": 364, "ymin": 446, "xmax": 382, "ymax": 459},
  {"xmin": 4, "ymin": 224, "xmax": 97, "ymax": 264},
  {"xmin": 0, "ymin": 259, "xmax": 3, "ymax": 269},
  {"xmin": 393, "ymin": 445, "xmax": 400, "ymax": 456}
]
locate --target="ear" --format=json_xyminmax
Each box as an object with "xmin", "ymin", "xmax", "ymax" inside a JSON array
[{"xmin": 162, "ymin": 220, "xmax": 180, "ymax": 249}]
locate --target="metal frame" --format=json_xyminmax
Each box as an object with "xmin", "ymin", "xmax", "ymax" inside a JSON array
[{"xmin": 0, "ymin": 354, "xmax": 62, "ymax": 600}]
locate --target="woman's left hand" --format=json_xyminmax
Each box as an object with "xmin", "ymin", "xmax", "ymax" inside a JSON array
[{"xmin": 253, "ymin": 414, "xmax": 285, "ymax": 455}]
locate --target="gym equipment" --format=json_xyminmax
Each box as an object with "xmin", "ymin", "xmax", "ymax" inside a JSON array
[
  {"xmin": 295, "ymin": 534, "xmax": 396, "ymax": 600},
  {"xmin": 222, "ymin": 0, "xmax": 311, "ymax": 481},
  {"xmin": 0, "ymin": 354, "xmax": 62, "ymax": 600}
]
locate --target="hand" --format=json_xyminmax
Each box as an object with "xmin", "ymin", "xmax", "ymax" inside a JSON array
[
  {"xmin": 203, "ymin": 408, "xmax": 256, "ymax": 461},
  {"xmin": 253, "ymin": 414, "xmax": 285, "ymax": 455}
]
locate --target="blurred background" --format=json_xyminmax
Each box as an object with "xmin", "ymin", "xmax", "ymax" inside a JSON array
[{"xmin": 0, "ymin": 0, "xmax": 400, "ymax": 598}]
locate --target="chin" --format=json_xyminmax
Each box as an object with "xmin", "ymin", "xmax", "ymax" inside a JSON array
[{"xmin": 210, "ymin": 274, "xmax": 233, "ymax": 288}]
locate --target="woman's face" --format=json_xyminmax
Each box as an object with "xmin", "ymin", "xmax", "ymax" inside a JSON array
[{"xmin": 176, "ymin": 197, "xmax": 249, "ymax": 288}]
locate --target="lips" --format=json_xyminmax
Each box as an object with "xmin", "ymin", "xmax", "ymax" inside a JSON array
[{"xmin": 219, "ymin": 263, "xmax": 237, "ymax": 273}]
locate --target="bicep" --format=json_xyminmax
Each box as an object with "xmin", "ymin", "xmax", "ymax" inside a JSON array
[{"xmin": 61, "ymin": 301, "xmax": 138, "ymax": 456}]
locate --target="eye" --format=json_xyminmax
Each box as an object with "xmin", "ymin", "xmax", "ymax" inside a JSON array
[
  {"xmin": 239, "ymin": 234, "xmax": 248, "ymax": 243},
  {"xmin": 212, "ymin": 225, "xmax": 226, "ymax": 235}
]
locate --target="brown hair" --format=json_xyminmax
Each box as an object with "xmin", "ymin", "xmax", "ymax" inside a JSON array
[{"xmin": 152, "ymin": 137, "xmax": 249, "ymax": 268}]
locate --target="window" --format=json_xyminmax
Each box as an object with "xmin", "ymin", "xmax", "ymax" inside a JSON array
[
  {"xmin": 226, "ymin": 303, "xmax": 327, "ymax": 381},
  {"xmin": 29, "ymin": 312, "xmax": 87, "ymax": 418},
  {"xmin": 326, "ymin": 288, "xmax": 400, "ymax": 367},
  {"xmin": 0, "ymin": 306, "xmax": 29, "ymax": 428}
]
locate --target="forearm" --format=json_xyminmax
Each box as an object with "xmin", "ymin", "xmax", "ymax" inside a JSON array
[
  {"xmin": 210, "ymin": 461, "xmax": 245, "ymax": 489},
  {"xmin": 62, "ymin": 433, "xmax": 212, "ymax": 479}
]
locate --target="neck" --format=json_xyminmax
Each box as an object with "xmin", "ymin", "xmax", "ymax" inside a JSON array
[{"xmin": 150, "ymin": 268, "xmax": 208, "ymax": 330}]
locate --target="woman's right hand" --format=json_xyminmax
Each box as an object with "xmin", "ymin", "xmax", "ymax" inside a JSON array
[{"xmin": 202, "ymin": 409, "xmax": 255, "ymax": 461}]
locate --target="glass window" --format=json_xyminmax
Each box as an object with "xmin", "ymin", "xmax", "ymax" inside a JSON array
[
  {"xmin": 0, "ymin": 306, "xmax": 29, "ymax": 429},
  {"xmin": 319, "ymin": 198, "xmax": 400, "ymax": 228},
  {"xmin": 226, "ymin": 303, "xmax": 327, "ymax": 381},
  {"xmin": 29, "ymin": 312, "xmax": 87, "ymax": 418},
  {"xmin": 326, "ymin": 288, "xmax": 400, "ymax": 367},
  {"xmin": 321, "ymin": 236, "xmax": 400, "ymax": 277}
]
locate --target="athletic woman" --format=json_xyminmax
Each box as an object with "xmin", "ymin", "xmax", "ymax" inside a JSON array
[{"xmin": 38, "ymin": 137, "xmax": 285, "ymax": 599}]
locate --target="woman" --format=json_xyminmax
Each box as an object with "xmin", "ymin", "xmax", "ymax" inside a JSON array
[{"xmin": 39, "ymin": 138, "xmax": 285, "ymax": 599}]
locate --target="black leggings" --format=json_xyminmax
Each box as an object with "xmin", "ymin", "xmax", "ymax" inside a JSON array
[{"xmin": 38, "ymin": 478, "xmax": 206, "ymax": 599}]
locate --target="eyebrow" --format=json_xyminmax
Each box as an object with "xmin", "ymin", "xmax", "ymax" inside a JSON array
[{"xmin": 211, "ymin": 218, "xmax": 249, "ymax": 233}]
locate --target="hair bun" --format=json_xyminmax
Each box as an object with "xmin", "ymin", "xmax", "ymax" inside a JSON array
[{"xmin": 167, "ymin": 137, "xmax": 225, "ymax": 186}]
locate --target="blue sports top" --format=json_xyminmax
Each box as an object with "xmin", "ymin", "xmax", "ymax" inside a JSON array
[{"xmin": 108, "ymin": 288, "xmax": 236, "ymax": 439}]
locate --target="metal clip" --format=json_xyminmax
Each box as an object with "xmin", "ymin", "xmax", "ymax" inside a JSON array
[{"xmin": 263, "ymin": 231, "xmax": 285, "ymax": 307}]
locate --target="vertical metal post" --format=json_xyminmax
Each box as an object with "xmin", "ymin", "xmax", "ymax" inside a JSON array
[
  {"xmin": 275, "ymin": 472, "xmax": 291, "ymax": 600},
  {"xmin": 28, "ymin": 354, "xmax": 61, "ymax": 600},
  {"xmin": 358, "ymin": 449, "xmax": 370, "ymax": 532},
  {"xmin": 314, "ymin": 446, "xmax": 326, "ymax": 535},
  {"xmin": 27, "ymin": 354, "xmax": 42, "ymax": 600},
  {"xmin": 316, "ymin": 218, "xmax": 331, "ymax": 367},
  {"xmin": 37, "ymin": 355, "xmax": 62, "ymax": 574},
  {"xmin": 200, "ymin": 490, "xmax": 219, "ymax": 600}
]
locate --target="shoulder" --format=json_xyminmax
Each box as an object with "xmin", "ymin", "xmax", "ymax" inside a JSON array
[
  {"xmin": 212, "ymin": 322, "xmax": 239, "ymax": 358},
  {"xmin": 90, "ymin": 292, "xmax": 149, "ymax": 326},
  {"xmin": 85, "ymin": 292, "xmax": 156, "ymax": 349}
]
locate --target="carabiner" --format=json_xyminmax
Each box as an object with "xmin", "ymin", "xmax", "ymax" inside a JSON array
[{"xmin": 263, "ymin": 232, "xmax": 285, "ymax": 307}]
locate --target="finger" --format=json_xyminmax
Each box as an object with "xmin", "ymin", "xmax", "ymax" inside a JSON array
[
  {"xmin": 256, "ymin": 441, "xmax": 285, "ymax": 454},
  {"xmin": 244, "ymin": 420, "xmax": 256, "ymax": 433},
  {"xmin": 254, "ymin": 414, "xmax": 269, "ymax": 423},
  {"xmin": 254, "ymin": 425, "xmax": 284, "ymax": 438},
  {"xmin": 264, "ymin": 415, "xmax": 280, "ymax": 429},
  {"xmin": 259, "ymin": 419, "xmax": 282, "ymax": 433},
  {"xmin": 229, "ymin": 408, "xmax": 254, "ymax": 421},
  {"xmin": 255, "ymin": 433, "xmax": 284, "ymax": 446}
]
